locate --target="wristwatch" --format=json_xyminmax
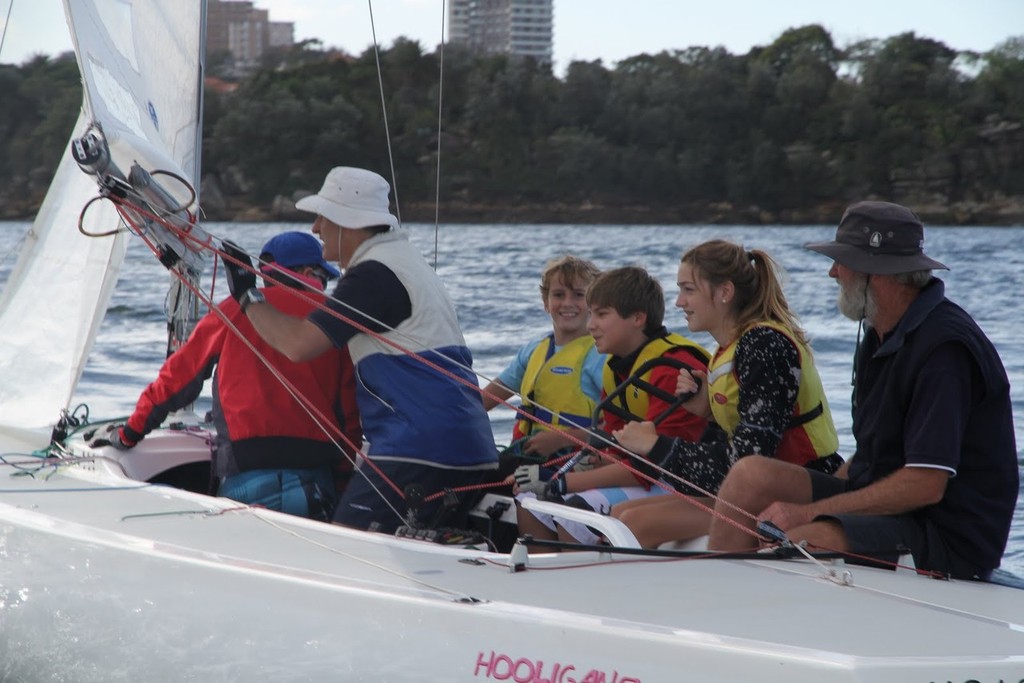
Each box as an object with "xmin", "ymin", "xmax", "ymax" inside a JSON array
[{"xmin": 239, "ymin": 287, "xmax": 266, "ymax": 313}]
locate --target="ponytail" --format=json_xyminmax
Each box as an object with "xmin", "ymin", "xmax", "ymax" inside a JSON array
[{"xmin": 681, "ymin": 240, "xmax": 807, "ymax": 345}]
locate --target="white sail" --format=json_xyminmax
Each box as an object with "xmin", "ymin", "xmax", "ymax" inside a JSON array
[
  {"xmin": 64, "ymin": 0, "xmax": 204, "ymax": 184},
  {"xmin": 0, "ymin": 138, "xmax": 126, "ymax": 434},
  {"xmin": 0, "ymin": 0, "xmax": 205, "ymax": 436}
]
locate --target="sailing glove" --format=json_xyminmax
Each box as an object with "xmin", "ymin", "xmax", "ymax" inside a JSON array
[
  {"xmin": 89, "ymin": 423, "xmax": 137, "ymax": 450},
  {"xmin": 513, "ymin": 464, "xmax": 549, "ymax": 497},
  {"xmin": 513, "ymin": 465, "xmax": 567, "ymax": 500},
  {"xmin": 222, "ymin": 240, "xmax": 257, "ymax": 300},
  {"xmin": 542, "ymin": 477, "xmax": 568, "ymax": 501}
]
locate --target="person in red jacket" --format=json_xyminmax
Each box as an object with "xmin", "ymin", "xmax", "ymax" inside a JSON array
[{"xmin": 91, "ymin": 232, "xmax": 361, "ymax": 521}]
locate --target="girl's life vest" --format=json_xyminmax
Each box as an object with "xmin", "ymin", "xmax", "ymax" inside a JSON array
[{"xmin": 707, "ymin": 321, "xmax": 839, "ymax": 465}]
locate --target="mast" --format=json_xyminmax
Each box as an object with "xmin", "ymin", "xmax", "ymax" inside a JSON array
[
  {"xmin": 64, "ymin": 0, "xmax": 212, "ymax": 358},
  {"xmin": 166, "ymin": 0, "xmax": 209, "ymax": 358},
  {"xmin": 71, "ymin": 126, "xmax": 210, "ymax": 360}
]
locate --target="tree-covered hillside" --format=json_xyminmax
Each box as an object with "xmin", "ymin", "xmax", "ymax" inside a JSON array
[{"xmin": 2, "ymin": 26, "xmax": 1022, "ymax": 224}]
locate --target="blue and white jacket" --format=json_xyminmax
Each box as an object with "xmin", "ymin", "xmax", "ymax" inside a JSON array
[{"xmin": 344, "ymin": 231, "xmax": 496, "ymax": 469}]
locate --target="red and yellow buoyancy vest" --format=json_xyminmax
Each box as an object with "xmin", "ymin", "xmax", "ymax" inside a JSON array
[
  {"xmin": 513, "ymin": 334, "xmax": 598, "ymax": 439},
  {"xmin": 707, "ymin": 321, "xmax": 838, "ymax": 465},
  {"xmin": 600, "ymin": 333, "xmax": 710, "ymax": 425}
]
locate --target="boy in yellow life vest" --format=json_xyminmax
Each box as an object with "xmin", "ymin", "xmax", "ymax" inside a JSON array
[
  {"xmin": 514, "ymin": 266, "xmax": 710, "ymax": 549},
  {"xmin": 482, "ymin": 255, "xmax": 605, "ymax": 460},
  {"xmin": 612, "ymin": 240, "xmax": 842, "ymax": 548}
]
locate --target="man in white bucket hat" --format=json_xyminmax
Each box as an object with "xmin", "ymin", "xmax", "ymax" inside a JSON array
[{"xmin": 230, "ymin": 167, "xmax": 497, "ymax": 534}]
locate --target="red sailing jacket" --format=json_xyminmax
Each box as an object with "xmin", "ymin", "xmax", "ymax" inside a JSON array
[{"xmin": 124, "ymin": 282, "xmax": 361, "ymax": 486}]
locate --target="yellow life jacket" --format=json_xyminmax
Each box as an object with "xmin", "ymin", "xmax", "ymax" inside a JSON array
[
  {"xmin": 514, "ymin": 334, "xmax": 598, "ymax": 438},
  {"xmin": 707, "ymin": 321, "xmax": 838, "ymax": 465},
  {"xmin": 600, "ymin": 333, "xmax": 710, "ymax": 424}
]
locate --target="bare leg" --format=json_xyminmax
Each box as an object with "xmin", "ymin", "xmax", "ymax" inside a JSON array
[
  {"xmin": 613, "ymin": 496, "xmax": 712, "ymax": 549},
  {"xmin": 610, "ymin": 495, "xmax": 659, "ymax": 520},
  {"xmin": 555, "ymin": 523, "xmax": 585, "ymax": 549},
  {"xmin": 707, "ymin": 456, "xmax": 813, "ymax": 551},
  {"xmin": 787, "ymin": 519, "xmax": 850, "ymax": 553},
  {"xmin": 515, "ymin": 501, "xmax": 558, "ymax": 553}
]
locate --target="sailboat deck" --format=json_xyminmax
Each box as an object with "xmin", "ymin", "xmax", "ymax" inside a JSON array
[{"xmin": 3, "ymin": 456, "xmax": 1023, "ymax": 675}]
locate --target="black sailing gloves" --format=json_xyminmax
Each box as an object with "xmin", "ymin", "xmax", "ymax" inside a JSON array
[
  {"xmin": 222, "ymin": 240, "xmax": 256, "ymax": 300},
  {"xmin": 88, "ymin": 423, "xmax": 138, "ymax": 450}
]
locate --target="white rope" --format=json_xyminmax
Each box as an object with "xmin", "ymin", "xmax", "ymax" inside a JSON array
[
  {"xmin": 249, "ymin": 510, "xmax": 481, "ymax": 601},
  {"xmin": 366, "ymin": 0, "xmax": 402, "ymax": 228},
  {"xmin": 432, "ymin": 0, "xmax": 447, "ymax": 268},
  {"xmin": 0, "ymin": 0, "xmax": 15, "ymax": 61}
]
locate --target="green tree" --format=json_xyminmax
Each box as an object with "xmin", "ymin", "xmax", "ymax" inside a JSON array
[
  {"xmin": 9, "ymin": 26, "xmax": 1024, "ymax": 223},
  {"xmin": 0, "ymin": 54, "xmax": 82, "ymax": 213},
  {"xmin": 854, "ymin": 33, "xmax": 966, "ymax": 195}
]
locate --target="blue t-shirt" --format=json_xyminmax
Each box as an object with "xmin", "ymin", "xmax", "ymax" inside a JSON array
[
  {"xmin": 497, "ymin": 335, "xmax": 605, "ymax": 403},
  {"xmin": 309, "ymin": 260, "xmax": 412, "ymax": 347}
]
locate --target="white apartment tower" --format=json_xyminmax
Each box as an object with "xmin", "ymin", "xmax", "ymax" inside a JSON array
[{"xmin": 449, "ymin": 0, "xmax": 553, "ymax": 63}]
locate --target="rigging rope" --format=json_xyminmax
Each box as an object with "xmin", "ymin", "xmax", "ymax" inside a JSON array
[
  {"xmin": 107, "ymin": 196, "xmax": 409, "ymax": 524},
  {"xmin": 75, "ymin": 192, "xmax": 948, "ymax": 575},
  {"xmin": 0, "ymin": 0, "xmax": 14, "ymax": 61},
  {"xmin": 432, "ymin": 0, "xmax": 447, "ymax": 268},
  {"xmin": 367, "ymin": 0, "xmax": 402, "ymax": 228},
  {"xmin": 365, "ymin": 0, "xmax": 449, "ymax": 269},
  {"xmin": 81, "ymin": 182, "xmax": 767, "ymax": 538},
  {"xmin": 55, "ymin": 0, "xmax": 840, "ymax": 552},
  {"xmin": 7, "ymin": 0, "xmax": 937, "ymax": 580}
]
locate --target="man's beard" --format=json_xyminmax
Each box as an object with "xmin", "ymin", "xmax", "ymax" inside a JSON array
[{"xmin": 837, "ymin": 273, "xmax": 876, "ymax": 321}]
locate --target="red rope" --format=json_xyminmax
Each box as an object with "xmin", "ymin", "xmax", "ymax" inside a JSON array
[
  {"xmin": 109, "ymin": 200, "xmax": 404, "ymax": 500},
  {"xmin": 103, "ymin": 195, "xmax": 893, "ymax": 565},
  {"xmin": 111, "ymin": 196, "xmax": 762, "ymax": 534}
]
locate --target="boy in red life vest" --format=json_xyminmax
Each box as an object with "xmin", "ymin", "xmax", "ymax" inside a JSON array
[
  {"xmin": 90, "ymin": 232, "xmax": 361, "ymax": 521},
  {"xmin": 513, "ymin": 266, "xmax": 709, "ymax": 548}
]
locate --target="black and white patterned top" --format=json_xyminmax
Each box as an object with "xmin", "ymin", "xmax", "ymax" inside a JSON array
[{"xmin": 648, "ymin": 325, "xmax": 801, "ymax": 495}]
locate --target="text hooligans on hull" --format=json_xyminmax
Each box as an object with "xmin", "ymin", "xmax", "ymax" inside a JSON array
[{"xmin": 474, "ymin": 650, "xmax": 641, "ymax": 683}]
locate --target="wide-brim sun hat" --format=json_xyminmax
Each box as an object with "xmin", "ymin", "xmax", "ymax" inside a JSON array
[
  {"xmin": 260, "ymin": 231, "xmax": 341, "ymax": 279},
  {"xmin": 804, "ymin": 200, "xmax": 948, "ymax": 275},
  {"xmin": 295, "ymin": 167, "xmax": 399, "ymax": 230}
]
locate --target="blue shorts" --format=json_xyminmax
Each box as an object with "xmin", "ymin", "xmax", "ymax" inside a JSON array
[
  {"xmin": 218, "ymin": 466, "xmax": 336, "ymax": 521},
  {"xmin": 333, "ymin": 460, "xmax": 493, "ymax": 534}
]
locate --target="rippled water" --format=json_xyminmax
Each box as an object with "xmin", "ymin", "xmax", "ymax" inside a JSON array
[{"xmin": 1, "ymin": 220, "xmax": 1022, "ymax": 583}]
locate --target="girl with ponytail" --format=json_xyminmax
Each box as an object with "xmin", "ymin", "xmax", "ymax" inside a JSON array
[{"xmin": 611, "ymin": 240, "xmax": 841, "ymax": 548}]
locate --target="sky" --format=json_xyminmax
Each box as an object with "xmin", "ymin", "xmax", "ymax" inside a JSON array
[{"xmin": 2, "ymin": 0, "xmax": 1023, "ymax": 75}]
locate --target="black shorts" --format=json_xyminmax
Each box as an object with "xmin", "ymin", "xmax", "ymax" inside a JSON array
[{"xmin": 805, "ymin": 471, "xmax": 977, "ymax": 580}]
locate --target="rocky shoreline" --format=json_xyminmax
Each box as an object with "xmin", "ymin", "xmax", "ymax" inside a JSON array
[
  {"xmin": 5, "ymin": 184, "xmax": 1023, "ymax": 227},
  {"xmin": 203, "ymin": 195, "xmax": 1024, "ymax": 227}
]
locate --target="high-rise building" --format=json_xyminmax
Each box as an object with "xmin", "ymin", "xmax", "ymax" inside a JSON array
[
  {"xmin": 207, "ymin": 0, "xmax": 294, "ymax": 67},
  {"xmin": 448, "ymin": 0, "xmax": 553, "ymax": 64}
]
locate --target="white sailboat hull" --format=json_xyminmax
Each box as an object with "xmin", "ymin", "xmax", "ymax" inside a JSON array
[
  {"xmin": 2, "ymin": 442, "xmax": 1023, "ymax": 682},
  {"xmin": 2, "ymin": 2, "xmax": 1022, "ymax": 680}
]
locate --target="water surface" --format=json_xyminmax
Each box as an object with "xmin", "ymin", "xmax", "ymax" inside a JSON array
[{"xmin": 1, "ymin": 220, "xmax": 1022, "ymax": 583}]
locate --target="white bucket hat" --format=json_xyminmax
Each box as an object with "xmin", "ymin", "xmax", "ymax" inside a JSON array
[{"xmin": 295, "ymin": 167, "xmax": 399, "ymax": 229}]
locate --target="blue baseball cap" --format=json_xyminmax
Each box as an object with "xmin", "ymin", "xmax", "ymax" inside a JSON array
[{"xmin": 259, "ymin": 232, "xmax": 340, "ymax": 279}]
